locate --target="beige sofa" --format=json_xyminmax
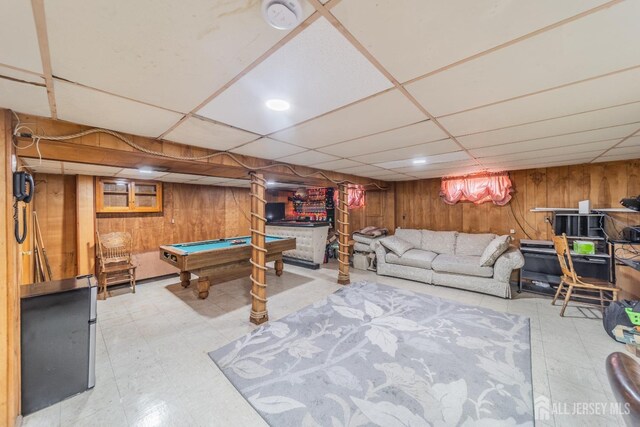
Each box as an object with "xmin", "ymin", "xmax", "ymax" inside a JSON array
[{"xmin": 374, "ymin": 228, "xmax": 524, "ymax": 298}]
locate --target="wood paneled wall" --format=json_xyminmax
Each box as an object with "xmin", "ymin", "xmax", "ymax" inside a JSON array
[
  {"xmin": 351, "ymin": 188, "xmax": 396, "ymax": 233},
  {"xmin": 1, "ymin": 109, "xmax": 20, "ymax": 426},
  {"xmin": 96, "ymin": 183, "xmax": 251, "ymax": 253},
  {"xmin": 394, "ymin": 160, "xmax": 640, "ymax": 243}
]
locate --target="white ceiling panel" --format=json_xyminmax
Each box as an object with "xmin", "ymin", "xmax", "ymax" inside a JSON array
[
  {"xmin": 439, "ymin": 67, "xmax": 640, "ymax": 136},
  {"xmin": 54, "ymin": 80, "xmax": 182, "ymax": 137},
  {"xmin": 336, "ymin": 165, "xmax": 389, "ymax": 176},
  {"xmin": 618, "ymin": 135, "xmax": 640, "ymax": 148},
  {"xmin": 393, "ymin": 159, "xmax": 479, "ymax": 174},
  {"xmin": 592, "ymin": 150, "xmax": 640, "ymax": 163},
  {"xmin": 158, "ymin": 173, "xmax": 207, "ymax": 183},
  {"xmin": 373, "ymin": 151, "xmax": 471, "ymax": 170},
  {"xmin": 458, "ymin": 102, "xmax": 640, "ymax": 148},
  {"xmin": 311, "ymin": 159, "xmax": 363, "ymax": 170},
  {"xmin": 197, "ymin": 18, "xmax": 392, "ymax": 135},
  {"xmin": 481, "ymin": 154, "xmax": 601, "ymax": 170},
  {"xmin": 163, "ymin": 116, "xmax": 258, "ymax": 151},
  {"xmin": 45, "ymin": 0, "xmax": 313, "ymax": 112},
  {"xmin": 352, "ymin": 139, "xmax": 462, "ymax": 164},
  {"xmin": 407, "ymin": 1, "xmax": 640, "ymax": 117},
  {"xmin": 216, "ymin": 179, "xmax": 250, "ymax": 188},
  {"xmin": 318, "ymin": 121, "xmax": 448, "ymax": 157},
  {"xmin": 277, "ymin": 150, "xmax": 340, "ymax": 166},
  {"xmin": 0, "ymin": 0, "xmax": 42, "ymax": 73},
  {"xmin": 379, "ymin": 174, "xmax": 415, "ymax": 181},
  {"xmin": 409, "ymin": 166, "xmax": 486, "ymax": 179},
  {"xmin": 269, "ymin": 89, "xmax": 425, "ymax": 148},
  {"xmin": 0, "ymin": 79, "xmax": 50, "ymax": 117},
  {"xmin": 116, "ymin": 168, "xmax": 169, "ymax": 179},
  {"xmin": 231, "ymin": 138, "xmax": 306, "ymax": 160},
  {"xmin": 332, "ymin": 0, "xmax": 605, "ymax": 83},
  {"xmin": 478, "ymin": 140, "xmax": 617, "ymax": 164},
  {"xmin": 469, "ymin": 123, "xmax": 640, "ymax": 158},
  {"xmin": 21, "ymin": 158, "xmax": 62, "ymax": 173},
  {"xmin": 361, "ymin": 169, "xmax": 402, "ymax": 178},
  {"xmin": 192, "ymin": 176, "xmax": 236, "ymax": 185},
  {"xmin": 0, "ymin": 66, "xmax": 44, "ymax": 85},
  {"xmin": 63, "ymin": 162, "xmax": 123, "ymax": 176}
]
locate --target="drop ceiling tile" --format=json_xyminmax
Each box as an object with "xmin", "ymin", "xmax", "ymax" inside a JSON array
[
  {"xmin": 393, "ymin": 159, "xmax": 479, "ymax": 174},
  {"xmin": 278, "ymin": 151, "xmax": 340, "ymax": 166},
  {"xmin": 63, "ymin": 162, "xmax": 123, "ymax": 175},
  {"xmin": 361, "ymin": 169, "xmax": 401, "ymax": 178},
  {"xmin": 480, "ymin": 154, "xmax": 600, "ymax": 170},
  {"xmin": 192, "ymin": 176, "xmax": 235, "ymax": 185},
  {"xmin": 409, "ymin": 166, "xmax": 486, "ymax": 180},
  {"xmin": 197, "ymin": 18, "xmax": 392, "ymax": 135},
  {"xmin": 336, "ymin": 165, "xmax": 388, "ymax": 175},
  {"xmin": 439, "ymin": 67, "xmax": 640, "ymax": 136},
  {"xmin": 270, "ymin": 90, "xmax": 425, "ymax": 148},
  {"xmin": 21, "ymin": 158, "xmax": 62, "ymax": 173},
  {"xmin": 231, "ymin": 138, "xmax": 306, "ymax": 160},
  {"xmin": 332, "ymin": 0, "xmax": 604, "ymax": 83},
  {"xmin": 318, "ymin": 121, "xmax": 448, "ymax": 157},
  {"xmin": 593, "ymin": 151, "xmax": 640, "ymax": 163},
  {"xmin": 458, "ymin": 102, "xmax": 640, "ymax": 148},
  {"xmin": 478, "ymin": 140, "xmax": 616, "ymax": 163},
  {"xmin": 159, "ymin": 173, "xmax": 207, "ymax": 183},
  {"xmin": 54, "ymin": 80, "xmax": 182, "ymax": 137},
  {"xmin": 352, "ymin": 139, "xmax": 461, "ymax": 164},
  {"xmin": 407, "ymin": 1, "xmax": 640, "ymax": 116},
  {"xmin": 311, "ymin": 159, "xmax": 363, "ymax": 170},
  {"xmin": 379, "ymin": 174, "xmax": 415, "ymax": 181},
  {"xmin": 0, "ymin": 79, "xmax": 50, "ymax": 117},
  {"xmin": 598, "ymin": 146, "xmax": 640, "ymax": 158},
  {"xmin": 164, "ymin": 116, "xmax": 259, "ymax": 151},
  {"xmin": 374, "ymin": 151, "xmax": 471, "ymax": 170},
  {"xmin": 0, "ymin": 65, "xmax": 44, "ymax": 84},
  {"xmin": 0, "ymin": 0, "xmax": 42, "ymax": 73},
  {"xmin": 45, "ymin": 0, "xmax": 313, "ymax": 112},
  {"xmin": 116, "ymin": 168, "xmax": 168, "ymax": 179},
  {"xmin": 618, "ymin": 135, "xmax": 640, "ymax": 148},
  {"xmin": 469, "ymin": 123, "xmax": 640, "ymax": 158}
]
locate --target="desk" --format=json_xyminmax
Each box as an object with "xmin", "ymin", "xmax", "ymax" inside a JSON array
[{"xmin": 159, "ymin": 236, "xmax": 296, "ymax": 299}]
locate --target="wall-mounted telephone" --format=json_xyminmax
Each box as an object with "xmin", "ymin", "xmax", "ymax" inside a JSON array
[{"xmin": 13, "ymin": 171, "xmax": 34, "ymax": 243}]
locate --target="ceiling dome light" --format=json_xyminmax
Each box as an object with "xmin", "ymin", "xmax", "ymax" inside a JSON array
[
  {"xmin": 265, "ymin": 99, "xmax": 290, "ymax": 111},
  {"xmin": 262, "ymin": 0, "xmax": 302, "ymax": 30},
  {"xmin": 412, "ymin": 159, "xmax": 427, "ymax": 165}
]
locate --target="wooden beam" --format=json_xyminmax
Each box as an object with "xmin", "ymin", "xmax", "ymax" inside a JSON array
[
  {"xmin": 76, "ymin": 176, "xmax": 95, "ymax": 276},
  {"xmin": 0, "ymin": 109, "xmax": 21, "ymax": 425},
  {"xmin": 30, "ymin": 0, "xmax": 57, "ymax": 119},
  {"xmin": 337, "ymin": 183, "xmax": 350, "ymax": 285},
  {"xmin": 249, "ymin": 172, "xmax": 268, "ymax": 325}
]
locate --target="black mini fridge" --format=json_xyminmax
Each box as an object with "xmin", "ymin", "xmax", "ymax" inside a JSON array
[{"xmin": 20, "ymin": 275, "xmax": 98, "ymax": 415}]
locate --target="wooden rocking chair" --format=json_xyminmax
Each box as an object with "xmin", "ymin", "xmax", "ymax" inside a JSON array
[
  {"xmin": 551, "ymin": 233, "xmax": 617, "ymax": 316},
  {"xmin": 96, "ymin": 231, "xmax": 136, "ymax": 299}
]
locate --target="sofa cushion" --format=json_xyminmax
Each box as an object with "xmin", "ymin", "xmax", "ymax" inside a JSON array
[
  {"xmin": 456, "ymin": 233, "xmax": 496, "ymax": 256},
  {"xmin": 379, "ymin": 235, "xmax": 414, "ymax": 257},
  {"xmin": 421, "ymin": 230, "xmax": 457, "ymax": 254},
  {"xmin": 394, "ymin": 228, "xmax": 422, "ymax": 248},
  {"xmin": 480, "ymin": 235, "xmax": 512, "ymax": 266},
  {"xmin": 431, "ymin": 254, "xmax": 494, "ymax": 278},
  {"xmin": 386, "ymin": 249, "xmax": 438, "ymax": 269}
]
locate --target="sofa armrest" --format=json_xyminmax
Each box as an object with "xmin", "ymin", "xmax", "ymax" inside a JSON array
[
  {"xmin": 493, "ymin": 247, "xmax": 525, "ymax": 283},
  {"xmin": 374, "ymin": 241, "xmax": 388, "ymax": 266}
]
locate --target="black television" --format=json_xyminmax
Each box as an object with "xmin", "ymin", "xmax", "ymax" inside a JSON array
[{"xmin": 266, "ymin": 202, "xmax": 285, "ymax": 222}]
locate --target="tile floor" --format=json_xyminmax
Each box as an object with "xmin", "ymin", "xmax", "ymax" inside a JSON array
[{"xmin": 22, "ymin": 262, "xmax": 627, "ymax": 426}]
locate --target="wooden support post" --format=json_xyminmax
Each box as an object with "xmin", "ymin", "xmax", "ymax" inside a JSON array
[
  {"xmin": 337, "ymin": 183, "xmax": 350, "ymax": 285},
  {"xmin": 76, "ymin": 175, "xmax": 95, "ymax": 276},
  {"xmin": 249, "ymin": 172, "xmax": 268, "ymax": 325}
]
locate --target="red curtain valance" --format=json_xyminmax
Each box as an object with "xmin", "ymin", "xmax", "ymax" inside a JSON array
[{"xmin": 440, "ymin": 172, "xmax": 513, "ymax": 206}]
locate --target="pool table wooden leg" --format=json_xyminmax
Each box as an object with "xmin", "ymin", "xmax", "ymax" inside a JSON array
[
  {"xmin": 275, "ymin": 258, "xmax": 284, "ymax": 277},
  {"xmin": 180, "ymin": 271, "xmax": 191, "ymax": 288},
  {"xmin": 197, "ymin": 277, "xmax": 210, "ymax": 299}
]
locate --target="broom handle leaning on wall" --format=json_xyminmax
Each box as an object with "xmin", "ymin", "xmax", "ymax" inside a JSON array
[{"xmin": 33, "ymin": 211, "xmax": 53, "ymax": 281}]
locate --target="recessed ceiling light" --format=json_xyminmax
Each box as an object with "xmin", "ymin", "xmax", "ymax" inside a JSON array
[
  {"xmin": 412, "ymin": 159, "xmax": 427, "ymax": 165},
  {"xmin": 266, "ymin": 181, "xmax": 275, "ymax": 186},
  {"xmin": 265, "ymin": 99, "xmax": 290, "ymax": 111},
  {"xmin": 139, "ymin": 167, "xmax": 154, "ymax": 174}
]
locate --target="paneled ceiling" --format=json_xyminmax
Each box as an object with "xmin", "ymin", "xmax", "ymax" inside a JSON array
[{"xmin": 1, "ymin": 0, "xmax": 639, "ymax": 181}]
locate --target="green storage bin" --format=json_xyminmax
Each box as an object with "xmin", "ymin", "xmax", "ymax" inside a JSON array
[{"xmin": 573, "ymin": 240, "xmax": 595, "ymax": 255}]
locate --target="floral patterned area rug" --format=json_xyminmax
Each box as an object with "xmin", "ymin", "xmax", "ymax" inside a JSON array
[{"xmin": 209, "ymin": 282, "xmax": 533, "ymax": 426}]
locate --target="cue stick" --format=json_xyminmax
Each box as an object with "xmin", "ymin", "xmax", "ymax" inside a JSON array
[
  {"xmin": 33, "ymin": 211, "xmax": 47, "ymax": 282},
  {"xmin": 35, "ymin": 212, "xmax": 53, "ymax": 281}
]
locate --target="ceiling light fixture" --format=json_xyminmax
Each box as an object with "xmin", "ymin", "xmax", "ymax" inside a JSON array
[
  {"xmin": 139, "ymin": 168, "xmax": 154, "ymax": 174},
  {"xmin": 262, "ymin": 0, "xmax": 302, "ymax": 30},
  {"xmin": 412, "ymin": 159, "xmax": 427, "ymax": 165},
  {"xmin": 265, "ymin": 99, "xmax": 290, "ymax": 111}
]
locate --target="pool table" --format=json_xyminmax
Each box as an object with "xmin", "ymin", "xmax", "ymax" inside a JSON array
[{"xmin": 159, "ymin": 236, "xmax": 296, "ymax": 299}]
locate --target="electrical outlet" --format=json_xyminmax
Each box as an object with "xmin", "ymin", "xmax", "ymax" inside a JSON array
[
  {"xmin": 510, "ymin": 229, "xmax": 516, "ymax": 234},
  {"xmin": 171, "ymin": 218, "xmax": 175, "ymax": 224}
]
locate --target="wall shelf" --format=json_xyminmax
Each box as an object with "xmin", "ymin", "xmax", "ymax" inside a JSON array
[{"xmin": 531, "ymin": 207, "xmax": 638, "ymax": 213}]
